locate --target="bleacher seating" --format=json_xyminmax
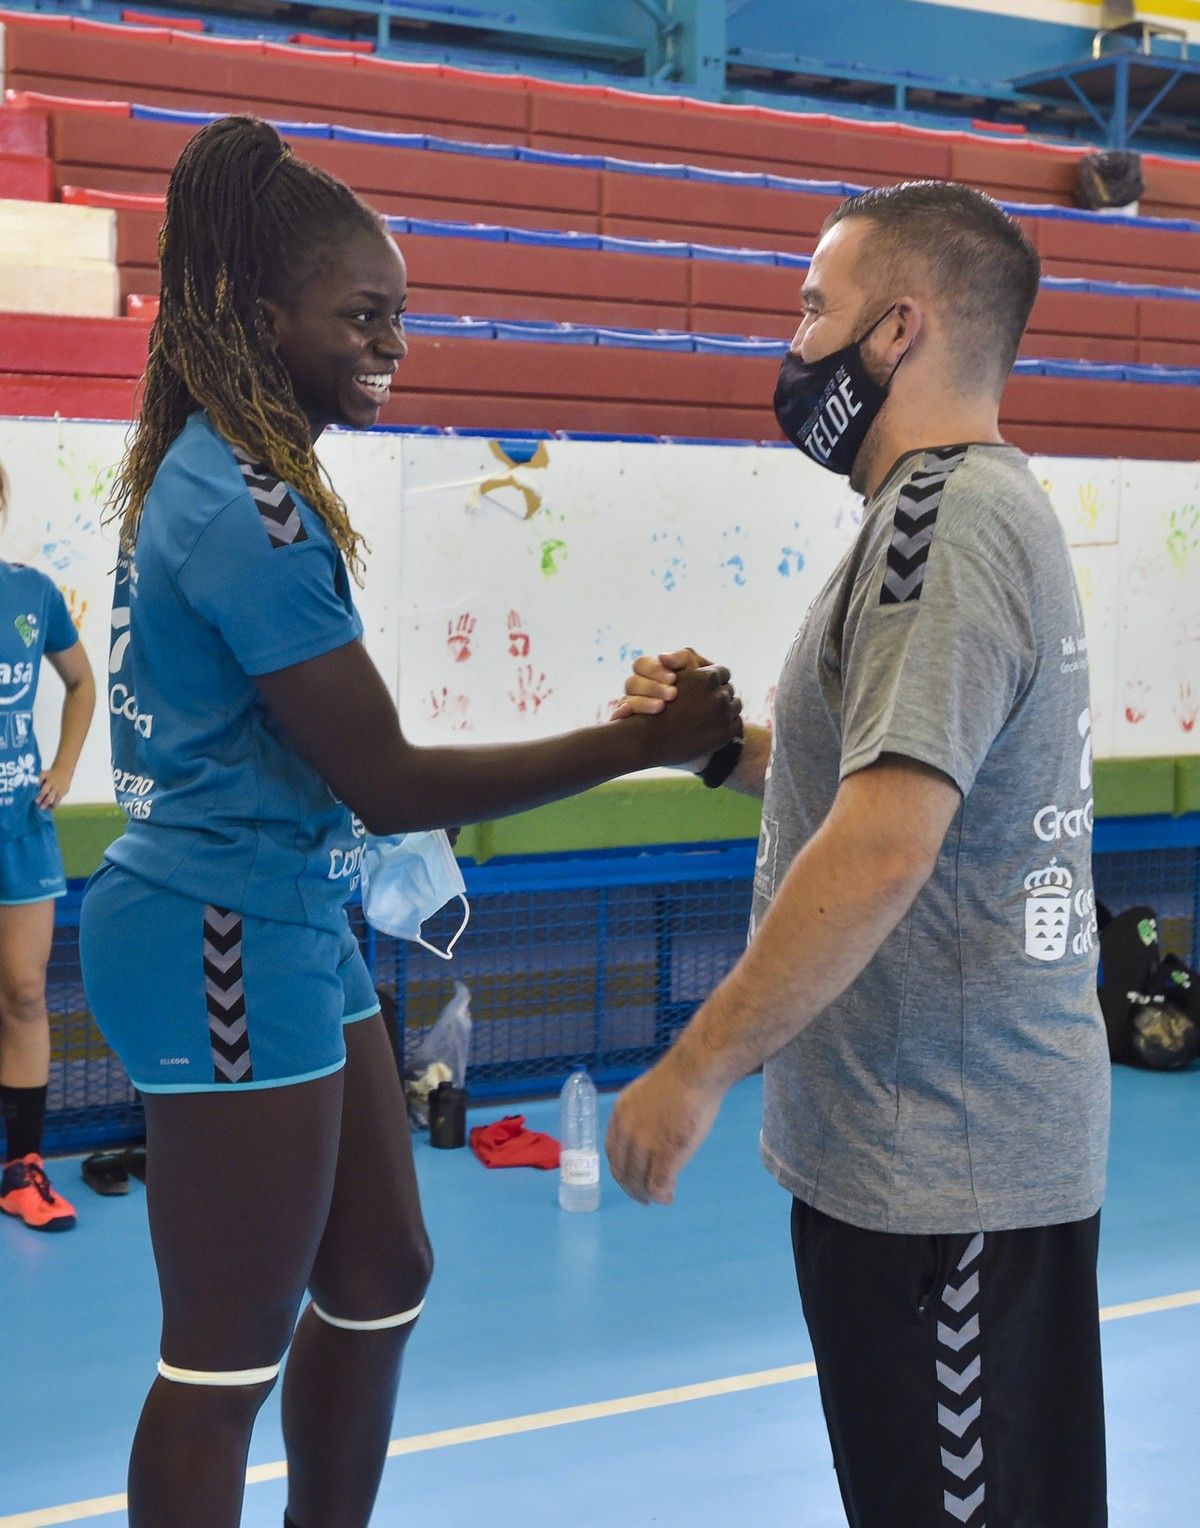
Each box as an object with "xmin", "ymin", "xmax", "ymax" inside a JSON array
[
  {"xmin": 0, "ymin": 10, "xmax": 1195, "ymax": 462},
  {"xmin": 5, "ymin": 8, "xmax": 1200, "ymax": 221}
]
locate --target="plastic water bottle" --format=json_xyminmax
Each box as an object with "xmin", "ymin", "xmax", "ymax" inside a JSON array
[{"xmin": 558, "ymin": 1069, "xmax": 600, "ymax": 1212}]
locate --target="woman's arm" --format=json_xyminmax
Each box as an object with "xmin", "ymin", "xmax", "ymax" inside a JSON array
[
  {"xmin": 39, "ymin": 642, "xmax": 96, "ymax": 808},
  {"xmin": 254, "ymin": 640, "xmax": 743, "ymax": 835}
]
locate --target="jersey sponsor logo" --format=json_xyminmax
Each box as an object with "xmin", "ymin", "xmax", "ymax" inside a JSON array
[
  {"xmin": 11, "ymin": 712, "xmax": 31, "ymax": 747},
  {"xmin": 1032, "ymin": 709, "xmax": 1094, "ymax": 842},
  {"xmin": 109, "ymin": 604, "xmax": 131, "ymax": 674},
  {"xmin": 1033, "ymin": 799, "xmax": 1094, "ymax": 843},
  {"xmin": 0, "ymin": 752, "xmax": 39, "ymax": 790},
  {"xmin": 0, "ymin": 660, "xmax": 34, "ymax": 704},
  {"xmin": 112, "ymin": 767, "xmax": 155, "ymax": 798},
  {"xmin": 13, "ymin": 612, "xmax": 37, "ymax": 649},
  {"xmin": 329, "ymin": 844, "xmax": 367, "ymax": 881},
  {"xmin": 109, "ymin": 682, "xmax": 153, "ymax": 738}
]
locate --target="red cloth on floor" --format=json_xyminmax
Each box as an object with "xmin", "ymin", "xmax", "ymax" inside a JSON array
[{"xmin": 469, "ymin": 1114, "xmax": 561, "ymax": 1170}]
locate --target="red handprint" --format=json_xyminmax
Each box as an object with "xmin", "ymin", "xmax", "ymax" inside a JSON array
[
  {"xmin": 509, "ymin": 665, "xmax": 553, "ymax": 715},
  {"xmin": 1124, "ymin": 679, "xmax": 1150, "ymax": 725},
  {"xmin": 447, "ymin": 613, "xmax": 476, "ymax": 663},
  {"xmin": 507, "ymin": 609, "xmax": 531, "ymax": 658},
  {"xmin": 428, "ymin": 688, "xmax": 472, "ymax": 732},
  {"xmin": 1177, "ymin": 680, "xmax": 1199, "ymax": 734}
]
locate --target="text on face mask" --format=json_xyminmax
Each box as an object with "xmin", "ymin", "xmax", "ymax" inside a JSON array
[{"xmin": 805, "ymin": 374, "xmax": 863, "ymax": 462}]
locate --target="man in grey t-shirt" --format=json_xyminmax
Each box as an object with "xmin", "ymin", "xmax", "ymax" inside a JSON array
[{"xmin": 608, "ymin": 182, "xmax": 1109, "ymax": 1527}]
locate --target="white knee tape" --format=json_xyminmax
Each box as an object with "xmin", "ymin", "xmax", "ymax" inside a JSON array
[
  {"xmin": 311, "ymin": 1298, "xmax": 425, "ymax": 1332},
  {"xmin": 157, "ymin": 1358, "xmax": 281, "ymax": 1387}
]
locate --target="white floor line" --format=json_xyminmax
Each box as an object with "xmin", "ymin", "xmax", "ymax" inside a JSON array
[{"xmin": 6, "ymin": 1287, "xmax": 1200, "ymax": 1528}]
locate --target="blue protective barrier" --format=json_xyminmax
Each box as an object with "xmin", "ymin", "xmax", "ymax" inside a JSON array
[{"xmin": 40, "ymin": 825, "xmax": 1200, "ymax": 1146}]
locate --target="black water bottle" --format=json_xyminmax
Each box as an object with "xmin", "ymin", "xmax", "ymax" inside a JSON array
[{"xmin": 428, "ymin": 1082, "xmax": 467, "ymax": 1149}]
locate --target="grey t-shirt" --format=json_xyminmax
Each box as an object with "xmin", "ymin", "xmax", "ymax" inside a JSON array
[{"xmin": 755, "ymin": 443, "xmax": 1110, "ymax": 1234}]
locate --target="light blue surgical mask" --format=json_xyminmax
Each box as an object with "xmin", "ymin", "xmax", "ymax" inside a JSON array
[{"xmin": 360, "ymin": 830, "xmax": 470, "ymax": 960}]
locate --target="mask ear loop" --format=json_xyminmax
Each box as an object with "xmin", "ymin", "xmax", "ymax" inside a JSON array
[{"xmin": 416, "ymin": 895, "xmax": 471, "ymax": 961}]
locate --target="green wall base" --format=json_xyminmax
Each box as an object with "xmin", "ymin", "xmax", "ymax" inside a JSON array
[{"xmin": 52, "ymin": 756, "xmax": 1199, "ymax": 876}]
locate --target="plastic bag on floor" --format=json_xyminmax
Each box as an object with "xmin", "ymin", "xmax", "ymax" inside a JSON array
[{"xmin": 404, "ymin": 980, "xmax": 472, "ymax": 1128}]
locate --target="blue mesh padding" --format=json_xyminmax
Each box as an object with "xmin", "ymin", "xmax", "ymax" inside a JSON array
[
  {"xmin": 404, "ymin": 314, "xmax": 497, "ymax": 338},
  {"xmin": 598, "ymin": 235, "xmax": 691, "ymax": 257},
  {"xmin": 406, "ymin": 218, "xmax": 509, "ymax": 240},
  {"xmin": 424, "ymin": 135, "xmax": 519, "ymax": 158},
  {"xmin": 683, "ymin": 166, "xmax": 769, "ymax": 187},
  {"xmin": 516, "ymin": 147, "xmax": 606, "ymax": 169},
  {"xmin": 602, "ymin": 157, "xmax": 689, "ymax": 178},
  {"xmin": 447, "ymin": 428, "xmax": 554, "ymax": 443},
  {"xmin": 596, "ymin": 327, "xmax": 695, "ymax": 350},
  {"xmin": 554, "ymin": 430, "xmax": 660, "ymax": 441},
  {"xmin": 763, "ymin": 174, "xmax": 859, "ymax": 195},
  {"xmin": 660, "ymin": 435, "xmax": 757, "ymax": 445},
  {"xmin": 506, "ymin": 228, "xmax": 603, "ymax": 249},
  {"xmin": 688, "ymin": 243, "xmax": 777, "ymax": 264},
  {"xmin": 331, "ymin": 126, "xmax": 429, "ymax": 149},
  {"xmin": 45, "ymin": 832, "xmax": 1197, "ymax": 1148},
  {"xmin": 693, "ymin": 334, "xmax": 787, "ymax": 354},
  {"xmin": 494, "ymin": 320, "xmax": 595, "ymax": 344},
  {"xmin": 130, "ymin": 104, "xmax": 217, "ymax": 124}
]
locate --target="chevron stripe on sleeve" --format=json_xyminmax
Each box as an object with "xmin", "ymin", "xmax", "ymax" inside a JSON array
[
  {"xmin": 880, "ymin": 447, "xmax": 968, "ymax": 606},
  {"xmin": 231, "ymin": 448, "xmax": 309, "ymax": 548}
]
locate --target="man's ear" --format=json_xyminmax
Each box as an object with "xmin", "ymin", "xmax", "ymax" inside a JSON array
[{"xmin": 890, "ymin": 299, "xmax": 923, "ymax": 364}]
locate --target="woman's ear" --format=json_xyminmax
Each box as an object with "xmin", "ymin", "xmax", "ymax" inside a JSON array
[{"xmin": 257, "ymin": 297, "xmax": 285, "ymax": 350}]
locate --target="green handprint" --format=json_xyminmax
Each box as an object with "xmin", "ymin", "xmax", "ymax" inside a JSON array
[{"xmin": 1166, "ymin": 504, "xmax": 1200, "ymax": 572}]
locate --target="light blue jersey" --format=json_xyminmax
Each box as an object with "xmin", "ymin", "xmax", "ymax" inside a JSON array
[
  {"xmin": 0, "ymin": 562, "xmax": 77, "ymax": 839},
  {"xmin": 104, "ymin": 411, "xmax": 367, "ymax": 933}
]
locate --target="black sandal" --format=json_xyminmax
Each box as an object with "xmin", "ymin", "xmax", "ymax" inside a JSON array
[{"xmin": 80, "ymin": 1150, "xmax": 130, "ymax": 1196}]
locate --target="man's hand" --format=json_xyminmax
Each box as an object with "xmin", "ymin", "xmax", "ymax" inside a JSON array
[
  {"xmin": 605, "ymin": 1047, "xmax": 726, "ymax": 1205},
  {"xmin": 611, "ymin": 647, "xmax": 709, "ymax": 719}
]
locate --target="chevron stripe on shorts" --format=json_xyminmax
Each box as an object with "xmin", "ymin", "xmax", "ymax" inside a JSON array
[
  {"xmin": 937, "ymin": 1232, "xmax": 986, "ymax": 1523},
  {"xmin": 231, "ymin": 448, "xmax": 308, "ymax": 548},
  {"xmin": 203, "ymin": 906, "xmax": 252, "ymax": 1085},
  {"xmin": 880, "ymin": 447, "xmax": 967, "ymax": 606}
]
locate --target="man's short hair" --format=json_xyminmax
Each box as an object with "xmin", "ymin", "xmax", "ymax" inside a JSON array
[{"xmin": 824, "ymin": 180, "xmax": 1041, "ymax": 392}]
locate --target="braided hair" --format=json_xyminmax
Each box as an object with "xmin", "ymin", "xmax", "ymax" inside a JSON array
[{"xmin": 108, "ymin": 116, "xmax": 385, "ymax": 580}]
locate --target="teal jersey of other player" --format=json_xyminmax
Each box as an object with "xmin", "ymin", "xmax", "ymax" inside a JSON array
[
  {"xmin": 0, "ymin": 562, "xmax": 78, "ymax": 838},
  {"xmin": 105, "ymin": 411, "xmax": 367, "ymax": 932}
]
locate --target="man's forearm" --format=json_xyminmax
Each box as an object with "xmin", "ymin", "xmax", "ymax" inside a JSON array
[
  {"xmin": 673, "ymin": 813, "xmax": 933, "ymax": 1089},
  {"xmin": 725, "ymin": 723, "xmax": 772, "ymax": 799}
]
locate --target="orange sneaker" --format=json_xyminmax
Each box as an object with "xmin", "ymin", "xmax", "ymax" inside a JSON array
[{"xmin": 0, "ymin": 1153, "xmax": 77, "ymax": 1231}]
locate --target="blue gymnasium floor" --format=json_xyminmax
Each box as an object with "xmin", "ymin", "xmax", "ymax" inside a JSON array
[{"xmin": 3, "ymin": 1067, "xmax": 1200, "ymax": 1527}]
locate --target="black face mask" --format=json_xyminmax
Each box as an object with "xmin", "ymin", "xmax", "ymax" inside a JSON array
[{"xmin": 773, "ymin": 307, "xmax": 903, "ymax": 477}]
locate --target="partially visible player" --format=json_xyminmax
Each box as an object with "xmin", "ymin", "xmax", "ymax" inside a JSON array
[{"xmin": 0, "ymin": 468, "xmax": 96, "ymax": 1232}]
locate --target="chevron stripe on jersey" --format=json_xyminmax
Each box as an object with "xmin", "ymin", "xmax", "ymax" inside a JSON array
[
  {"xmin": 231, "ymin": 449, "xmax": 308, "ymax": 548},
  {"xmin": 203, "ymin": 906, "xmax": 252, "ymax": 1084},
  {"xmin": 937, "ymin": 1232, "xmax": 986, "ymax": 1523},
  {"xmin": 880, "ymin": 447, "xmax": 967, "ymax": 606}
]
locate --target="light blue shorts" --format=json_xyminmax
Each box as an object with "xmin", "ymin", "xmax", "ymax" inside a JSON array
[
  {"xmin": 79, "ymin": 863, "xmax": 380, "ymax": 1094},
  {"xmin": 0, "ymin": 813, "xmax": 67, "ymax": 905}
]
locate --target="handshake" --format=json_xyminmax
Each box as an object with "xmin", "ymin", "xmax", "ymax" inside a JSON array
[{"xmin": 611, "ymin": 647, "xmax": 742, "ymax": 777}]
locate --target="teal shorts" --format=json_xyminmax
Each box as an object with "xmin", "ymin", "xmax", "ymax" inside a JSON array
[
  {"xmin": 0, "ymin": 813, "xmax": 67, "ymax": 905},
  {"xmin": 79, "ymin": 862, "xmax": 380, "ymax": 1094}
]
